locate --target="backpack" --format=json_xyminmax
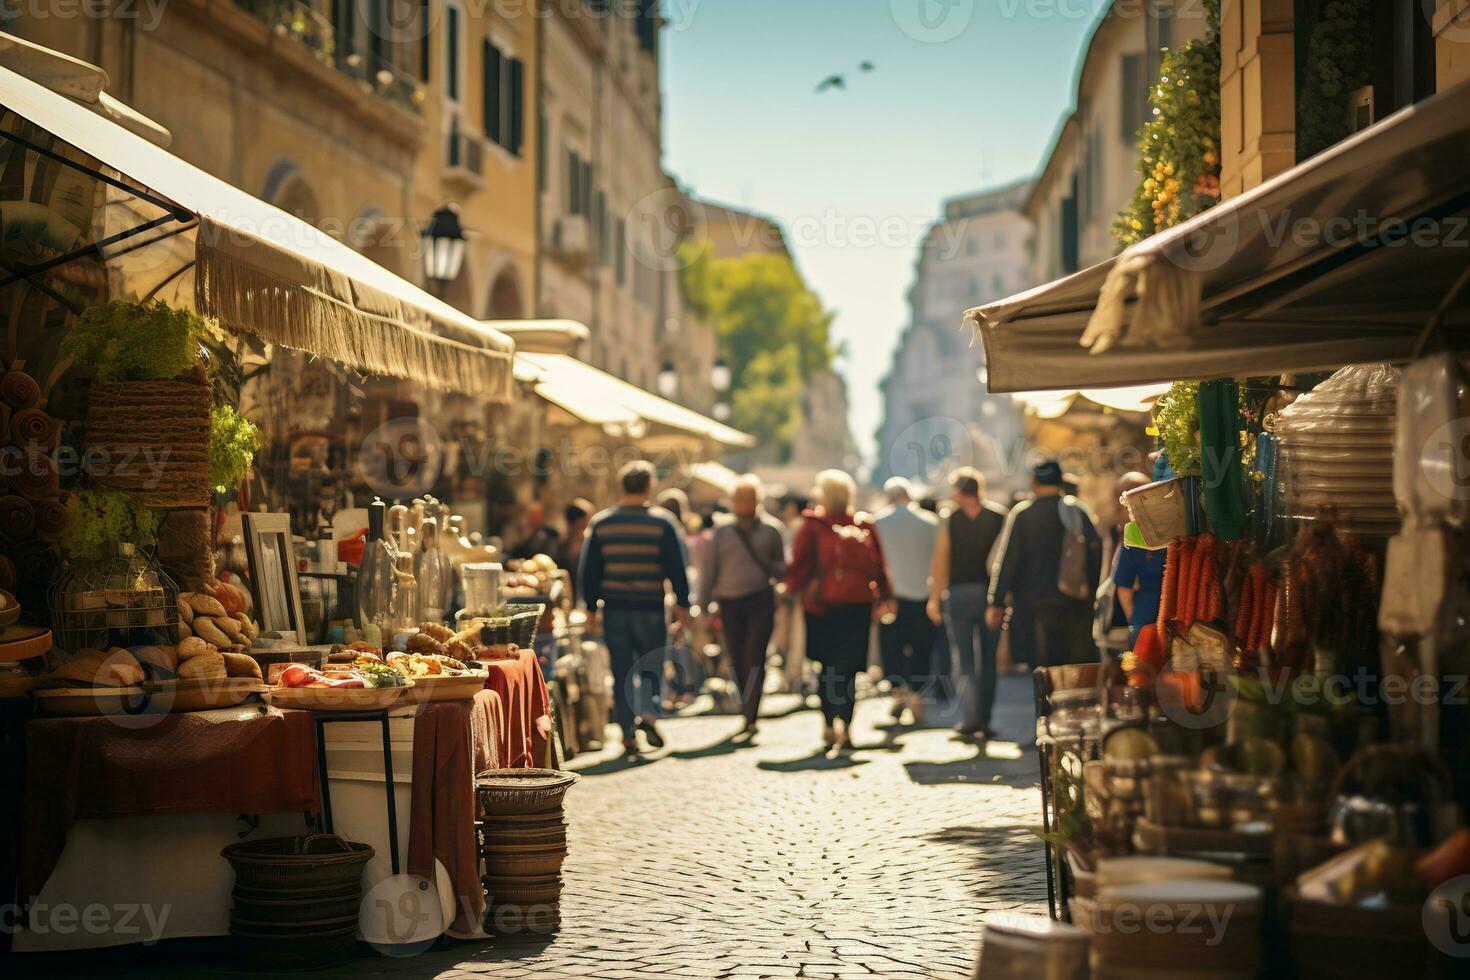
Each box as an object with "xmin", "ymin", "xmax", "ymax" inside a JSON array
[
  {"xmin": 808, "ymin": 518, "xmax": 885, "ymax": 609},
  {"xmin": 1056, "ymin": 496, "xmax": 1093, "ymax": 601}
]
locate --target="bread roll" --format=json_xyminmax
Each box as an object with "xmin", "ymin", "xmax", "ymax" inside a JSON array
[
  {"xmin": 176, "ymin": 596, "xmax": 194, "ymax": 624},
  {"xmin": 421, "ymin": 622, "xmax": 455, "ymax": 643},
  {"xmin": 177, "ymin": 651, "xmax": 225, "ymax": 680},
  {"xmin": 131, "ymin": 644, "xmax": 178, "ymax": 676},
  {"xmin": 177, "ymin": 636, "xmax": 209, "ymax": 660},
  {"xmin": 215, "ymin": 616, "xmax": 243, "ymax": 641},
  {"xmin": 406, "ymin": 632, "xmax": 444, "ymax": 654},
  {"xmin": 221, "ymin": 652, "xmax": 262, "ymax": 680},
  {"xmin": 51, "ymin": 648, "xmax": 144, "ymax": 687},
  {"xmin": 188, "ymin": 594, "xmax": 227, "ymax": 619},
  {"xmin": 177, "ymin": 617, "xmax": 192, "ymax": 640},
  {"xmin": 193, "ymin": 617, "xmax": 231, "ymax": 648}
]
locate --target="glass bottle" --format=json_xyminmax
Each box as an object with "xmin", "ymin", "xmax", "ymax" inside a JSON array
[
  {"xmin": 415, "ymin": 517, "xmax": 454, "ymax": 624},
  {"xmin": 390, "ymin": 551, "xmax": 419, "ymax": 634},
  {"xmin": 354, "ymin": 499, "xmax": 398, "ymax": 644}
]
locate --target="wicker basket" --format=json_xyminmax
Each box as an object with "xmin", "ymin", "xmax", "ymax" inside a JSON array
[
  {"xmin": 483, "ymin": 844, "xmax": 568, "ymax": 879},
  {"xmin": 476, "ymin": 768, "xmax": 579, "ymax": 817},
  {"xmin": 222, "ymin": 834, "xmax": 374, "ymax": 892},
  {"xmin": 508, "ymin": 605, "xmax": 545, "ymax": 647},
  {"xmin": 85, "ymin": 378, "xmax": 211, "ymax": 508},
  {"xmin": 232, "ymin": 891, "xmax": 362, "ymax": 923}
]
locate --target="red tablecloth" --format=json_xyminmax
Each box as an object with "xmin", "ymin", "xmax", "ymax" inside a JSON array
[
  {"xmin": 407, "ymin": 689, "xmax": 502, "ymax": 936},
  {"xmin": 18, "ymin": 704, "xmax": 319, "ymax": 904},
  {"xmin": 481, "ymin": 649, "xmax": 551, "ymax": 769}
]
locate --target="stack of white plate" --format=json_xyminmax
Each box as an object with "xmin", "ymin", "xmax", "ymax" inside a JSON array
[{"xmin": 1274, "ymin": 364, "xmax": 1401, "ymax": 539}]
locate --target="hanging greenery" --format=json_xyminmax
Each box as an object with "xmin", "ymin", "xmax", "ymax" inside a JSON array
[
  {"xmin": 62, "ymin": 300, "xmax": 216, "ymax": 382},
  {"xmin": 1154, "ymin": 381, "xmax": 1203, "ymax": 476},
  {"xmin": 209, "ymin": 404, "xmax": 260, "ymax": 493},
  {"xmin": 1114, "ymin": 0, "xmax": 1223, "ymax": 247},
  {"xmin": 1296, "ymin": 0, "xmax": 1374, "ymax": 161},
  {"xmin": 62, "ymin": 488, "xmax": 160, "ymax": 561}
]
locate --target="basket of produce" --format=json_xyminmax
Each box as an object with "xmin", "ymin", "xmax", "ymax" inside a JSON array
[
  {"xmin": 476, "ymin": 768, "xmax": 579, "ymax": 816},
  {"xmin": 269, "ymin": 661, "xmax": 413, "ymax": 711},
  {"xmin": 222, "ymin": 834, "xmax": 374, "ymax": 891}
]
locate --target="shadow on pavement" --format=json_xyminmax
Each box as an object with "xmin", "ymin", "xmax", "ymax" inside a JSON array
[
  {"xmin": 924, "ymin": 821, "xmax": 1050, "ymax": 905},
  {"xmin": 666, "ymin": 733, "xmax": 745, "ymax": 761},
  {"xmin": 903, "ymin": 742, "xmax": 1038, "ymax": 790},
  {"xmin": 568, "ymin": 752, "xmax": 661, "ymax": 777},
  {"xmin": 756, "ymin": 751, "xmax": 870, "ymax": 773}
]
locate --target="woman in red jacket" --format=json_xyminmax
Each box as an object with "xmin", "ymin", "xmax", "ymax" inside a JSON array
[{"xmin": 783, "ymin": 469, "xmax": 894, "ymax": 752}]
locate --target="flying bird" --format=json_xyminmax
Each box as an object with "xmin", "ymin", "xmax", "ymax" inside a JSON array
[
  {"xmin": 815, "ymin": 74, "xmax": 847, "ymax": 93},
  {"xmin": 859, "ymin": 61, "xmax": 875, "ymax": 72}
]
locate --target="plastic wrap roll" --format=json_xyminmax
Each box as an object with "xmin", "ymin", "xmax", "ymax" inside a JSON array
[
  {"xmin": 12, "ymin": 452, "xmax": 58, "ymax": 499},
  {"xmin": 9, "ymin": 408, "xmax": 59, "ymax": 452}
]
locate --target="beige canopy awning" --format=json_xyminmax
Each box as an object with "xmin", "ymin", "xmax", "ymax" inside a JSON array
[
  {"xmin": 516, "ymin": 351, "xmax": 754, "ymax": 452},
  {"xmin": 1012, "ymin": 383, "xmax": 1169, "ymax": 420},
  {"xmin": 968, "ymin": 77, "xmax": 1470, "ymax": 393},
  {"xmin": 0, "ymin": 50, "xmax": 515, "ymax": 402}
]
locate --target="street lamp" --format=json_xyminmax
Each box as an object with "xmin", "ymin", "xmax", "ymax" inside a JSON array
[
  {"xmin": 711, "ymin": 356, "xmax": 731, "ymax": 393},
  {"xmin": 422, "ymin": 203, "xmax": 466, "ymax": 295},
  {"xmin": 713, "ymin": 401, "xmax": 731, "ymax": 422},
  {"xmin": 656, "ymin": 360, "xmax": 679, "ymax": 399}
]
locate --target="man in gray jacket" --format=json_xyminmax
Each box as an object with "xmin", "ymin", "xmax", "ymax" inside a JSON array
[{"xmin": 699, "ymin": 475, "xmax": 787, "ymax": 738}]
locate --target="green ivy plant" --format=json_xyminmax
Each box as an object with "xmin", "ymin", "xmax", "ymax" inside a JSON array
[
  {"xmin": 1154, "ymin": 381, "xmax": 1203, "ymax": 476},
  {"xmin": 1296, "ymin": 0, "xmax": 1373, "ymax": 161},
  {"xmin": 1114, "ymin": 0, "xmax": 1223, "ymax": 247},
  {"xmin": 62, "ymin": 300, "xmax": 216, "ymax": 382},
  {"xmin": 209, "ymin": 404, "xmax": 260, "ymax": 493},
  {"xmin": 62, "ymin": 488, "xmax": 160, "ymax": 561}
]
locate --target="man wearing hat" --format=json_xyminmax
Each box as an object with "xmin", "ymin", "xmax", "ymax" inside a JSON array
[{"xmin": 985, "ymin": 460, "xmax": 1103, "ymax": 669}]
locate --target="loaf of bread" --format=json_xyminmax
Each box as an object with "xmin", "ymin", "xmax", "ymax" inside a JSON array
[
  {"xmin": 177, "ymin": 651, "xmax": 225, "ymax": 680},
  {"xmin": 49, "ymin": 648, "xmax": 144, "ymax": 687},
  {"xmin": 131, "ymin": 644, "xmax": 178, "ymax": 676},
  {"xmin": 221, "ymin": 652, "xmax": 262, "ymax": 680},
  {"xmin": 177, "ymin": 636, "xmax": 210, "ymax": 660},
  {"xmin": 192, "ymin": 617, "xmax": 232, "ymax": 648}
]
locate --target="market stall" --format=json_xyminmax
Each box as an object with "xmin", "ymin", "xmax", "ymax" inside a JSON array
[
  {"xmin": 966, "ymin": 76, "xmax": 1470, "ymax": 979},
  {"xmin": 0, "ymin": 36, "xmax": 562, "ymax": 963}
]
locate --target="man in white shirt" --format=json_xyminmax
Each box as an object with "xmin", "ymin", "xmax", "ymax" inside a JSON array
[{"xmin": 873, "ymin": 477, "xmax": 940, "ymax": 724}]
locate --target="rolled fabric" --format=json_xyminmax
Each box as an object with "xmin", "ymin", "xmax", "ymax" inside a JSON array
[
  {"xmin": 12, "ymin": 452, "xmax": 58, "ymax": 499},
  {"xmin": 35, "ymin": 493, "xmax": 68, "ymax": 539},
  {"xmin": 0, "ymin": 554, "xmax": 15, "ymax": 593},
  {"xmin": 0, "ymin": 494, "xmax": 36, "ymax": 543},
  {"xmin": 10, "ymin": 408, "xmax": 59, "ymax": 453},
  {"xmin": 0, "ymin": 370, "xmax": 40, "ymax": 410}
]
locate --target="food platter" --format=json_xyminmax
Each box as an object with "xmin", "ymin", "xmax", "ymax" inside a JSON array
[
  {"xmin": 144, "ymin": 678, "xmax": 270, "ymax": 712},
  {"xmin": 33, "ymin": 685, "xmax": 148, "ymax": 716},
  {"xmin": 407, "ymin": 671, "xmax": 488, "ymax": 703},
  {"xmin": 270, "ymin": 683, "xmax": 413, "ymax": 712}
]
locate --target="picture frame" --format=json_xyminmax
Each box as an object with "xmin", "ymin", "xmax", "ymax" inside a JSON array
[{"xmin": 241, "ymin": 512, "xmax": 306, "ymax": 644}]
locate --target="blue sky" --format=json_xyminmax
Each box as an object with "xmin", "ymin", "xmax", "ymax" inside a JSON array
[{"xmin": 663, "ymin": 0, "xmax": 1101, "ymax": 461}]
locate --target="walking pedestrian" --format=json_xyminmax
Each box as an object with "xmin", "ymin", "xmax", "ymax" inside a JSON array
[
  {"xmin": 783, "ymin": 469, "xmax": 894, "ymax": 752},
  {"xmin": 554, "ymin": 498, "xmax": 595, "ymax": 599},
  {"xmin": 986, "ymin": 460, "xmax": 1103, "ymax": 669},
  {"xmin": 873, "ymin": 477, "xmax": 939, "ymax": 725},
  {"xmin": 927, "ymin": 467, "xmax": 1009, "ymax": 739},
  {"xmin": 578, "ymin": 461, "xmax": 692, "ymax": 757},
  {"xmin": 772, "ymin": 494, "xmax": 809, "ymax": 692},
  {"xmin": 1109, "ymin": 472, "xmax": 1163, "ymax": 650},
  {"xmin": 699, "ymin": 475, "xmax": 786, "ymax": 739}
]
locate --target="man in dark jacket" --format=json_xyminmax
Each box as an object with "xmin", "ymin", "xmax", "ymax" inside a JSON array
[
  {"xmin": 579, "ymin": 461, "xmax": 691, "ymax": 756},
  {"xmin": 986, "ymin": 460, "xmax": 1103, "ymax": 668}
]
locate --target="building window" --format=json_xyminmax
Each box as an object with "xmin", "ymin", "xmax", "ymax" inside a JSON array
[
  {"xmin": 483, "ymin": 40, "xmax": 525, "ymax": 155},
  {"xmin": 968, "ymin": 277, "xmax": 980, "ymax": 300},
  {"xmin": 445, "ymin": 1, "xmax": 464, "ymax": 105},
  {"xmin": 1121, "ymin": 53, "xmax": 1144, "ymax": 142},
  {"xmin": 992, "ymin": 273, "xmax": 1004, "ymax": 295},
  {"xmin": 615, "ymin": 218, "xmax": 627, "ymax": 284},
  {"xmin": 565, "ymin": 151, "xmax": 592, "ymax": 217},
  {"xmin": 636, "ymin": 0, "xmax": 658, "ymax": 55}
]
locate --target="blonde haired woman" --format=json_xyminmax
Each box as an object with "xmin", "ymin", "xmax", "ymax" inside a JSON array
[{"xmin": 783, "ymin": 469, "xmax": 893, "ymax": 751}]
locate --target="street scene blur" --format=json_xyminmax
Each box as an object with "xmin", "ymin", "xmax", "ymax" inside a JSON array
[{"xmin": 2, "ymin": 0, "xmax": 1470, "ymax": 977}]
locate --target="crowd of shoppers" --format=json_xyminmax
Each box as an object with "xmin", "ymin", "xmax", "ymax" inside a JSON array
[{"xmin": 538, "ymin": 453, "xmax": 1108, "ymax": 760}]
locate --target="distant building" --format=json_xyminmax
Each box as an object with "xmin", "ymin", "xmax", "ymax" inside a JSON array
[{"xmin": 875, "ymin": 180, "xmax": 1031, "ymax": 494}]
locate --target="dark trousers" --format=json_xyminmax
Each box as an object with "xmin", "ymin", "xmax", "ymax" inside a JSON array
[
  {"xmin": 719, "ymin": 588, "xmax": 777, "ymax": 725},
  {"xmin": 1031, "ymin": 595, "xmax": 1095, "ymax": 668},
  {"xmin": 945, "ymin": 582, "xmax": 999, "ymax": 730},
  {"xmin": 805, "ymin": 604, "xmax": 871, "ymax": 727},
  {"xmin": 603, "ymin": 606, "xmax": 669, "ymax": 739},
  {"xmin": 879, "ymin": 598, "xmax": 936, "ymax": 693}
]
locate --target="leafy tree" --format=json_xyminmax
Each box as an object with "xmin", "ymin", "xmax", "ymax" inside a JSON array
[{"xmin": 680, "ymin": 244, "xmax": 837, "ymax": 454}]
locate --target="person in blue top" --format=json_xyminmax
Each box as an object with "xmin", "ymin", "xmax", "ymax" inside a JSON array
[{"xmin": 1113, "ymin": 541, "xmax": 1166, "ymax": 649}]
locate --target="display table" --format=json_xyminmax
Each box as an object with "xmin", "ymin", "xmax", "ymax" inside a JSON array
[
  {"xmin": 17, "ymin": 704, "xmax": 319, "ymax": 908},
  {"xmin": 481, "ymin": 649, "xmax": 553, "ymax": 769}
]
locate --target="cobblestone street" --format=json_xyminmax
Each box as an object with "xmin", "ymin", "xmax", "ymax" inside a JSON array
[{"xmin": 16, "ymin": 676, "xmax": 1045, "ymax": 980}]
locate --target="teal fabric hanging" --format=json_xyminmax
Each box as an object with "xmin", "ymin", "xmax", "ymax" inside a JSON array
[{"xmin": 1197, "ymin": 379, "xmax": 1246, "ymax": 541}]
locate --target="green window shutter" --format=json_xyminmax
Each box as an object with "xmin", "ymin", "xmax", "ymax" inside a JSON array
[
  {"xmin": 483, "ymin": 40, "xmax": 503, "ymax": 144},
  {"xmin": 509, "ymin": 58, "xmax": 525, "ymax": 155}
]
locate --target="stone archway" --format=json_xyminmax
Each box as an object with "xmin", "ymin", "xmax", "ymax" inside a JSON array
[{"xmin": 261, "ymin": 159, "xmax": 321, "ymax": 226}]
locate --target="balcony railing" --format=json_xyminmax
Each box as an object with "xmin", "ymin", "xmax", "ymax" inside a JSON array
[{"xmin": 230, "ymin": 0, "xmax": 425, "ymax": 115}]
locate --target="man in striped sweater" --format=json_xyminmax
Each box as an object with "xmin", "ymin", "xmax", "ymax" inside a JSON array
[{"xmin": 578, "ymin": 460, "xmax": 692, "ymax": 756}]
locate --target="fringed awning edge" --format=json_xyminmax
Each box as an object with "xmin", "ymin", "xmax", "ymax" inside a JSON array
[{"xmin": 195, "ymin": 227, "xmax": 514, "ymax": 405}]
